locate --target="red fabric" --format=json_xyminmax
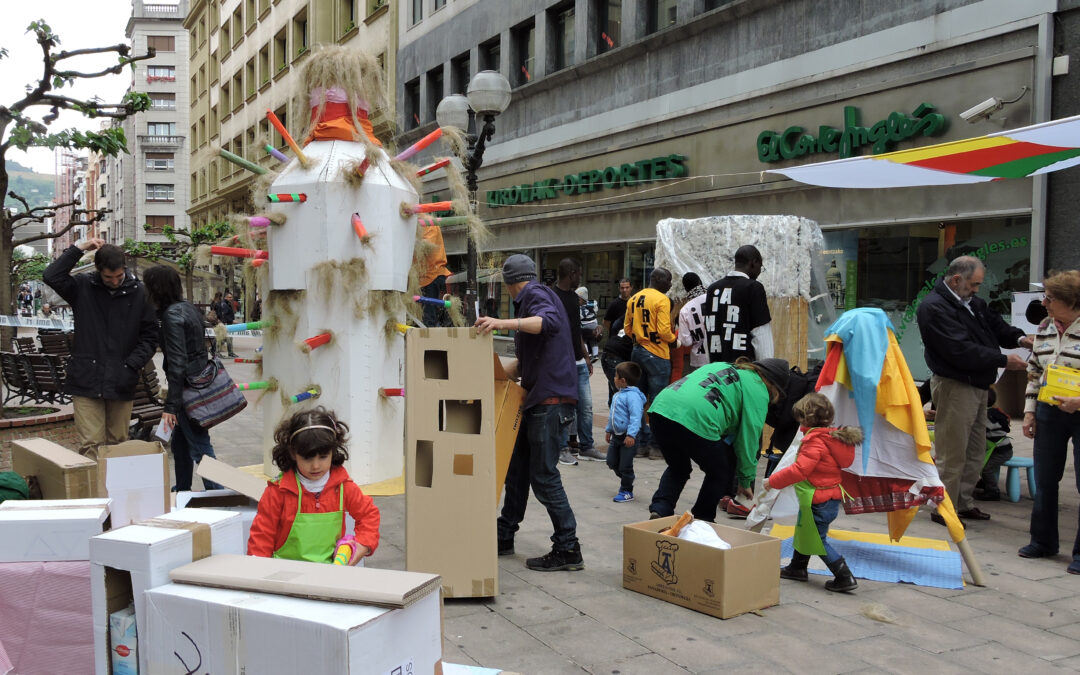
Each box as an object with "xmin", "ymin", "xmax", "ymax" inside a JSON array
[
  {"xmin": 768, "ymin": 427, "xmax": 856, "ymax": 503},
  {"xmin": 0, "ymin": 561, "xmax": 93, "ymax": 674},
  {"xmin": 839, "ymin": 476, "xmax": 945, "ymax": 514},
  {"xmin": 247, "ymin": 465, "xmax": 380, "ymax": 558}
]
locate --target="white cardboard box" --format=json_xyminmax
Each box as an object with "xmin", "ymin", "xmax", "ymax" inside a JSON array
[
  {"xmin": 96, "ymin": 440, "xmax": 170, "ymax": 526},
  {"xmin": 0, "ymin": 498, "xmax": 111, "ymax": 562},
  {"xmin": 89, "ymin": 509, "xmax": 243, "ymax": 675},
  {"xmin": 174, "ymin": 488, "xmax": 259, "ymax": 545},
  {"xmin": 145, "ymin": 582, "xmax": 443, "ymax": 674}
]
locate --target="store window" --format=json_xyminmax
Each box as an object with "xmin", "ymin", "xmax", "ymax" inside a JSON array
[{"xmin": 820, "ymin": 216, "xmax": 1031, "ymax": 379}]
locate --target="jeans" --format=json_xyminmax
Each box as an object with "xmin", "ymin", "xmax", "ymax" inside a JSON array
[
  {"xmin": 1028, "ymin": 402, "xmax": 1080, "ymax": 558},
  {"xmin": 631, "ymin": 344, "xmax": 671, "ymax": 446},
  {"xmin": 561, "ymin": 362, "xmax": 595, "ymax": 450},
  {"xmin": 648, "ymin": 413, "xmax": 736, "ymax": 521},
  {"xmin": 171, "ymin": 409, "xmax": 224, "ymax": 492},
  {"xmin": 498, "ymin": 403, "xmax": 580, "ymax": 551},
  {"xmin": 810, "ymin": 499, "xmax": 842, "ymax": 564},
  {"xmin": 606, "ymin": 434, "xmax": 635, "ymax": 492},
  {"xmin": 600, "ymin": 353, "xmax": 621, "ymax": 407}
]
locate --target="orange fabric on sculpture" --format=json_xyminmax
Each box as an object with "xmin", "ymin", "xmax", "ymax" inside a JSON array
[
  {"xmin": 418, "ymin": 225, "xmax": 451, "ymax": 286},
  {"xmin": 304, "ymin": 102, "xmax": 382, "ymax": 146}
]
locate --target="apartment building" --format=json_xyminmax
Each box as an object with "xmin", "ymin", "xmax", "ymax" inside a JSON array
[{"xmin": 184, "ymin": 0, "xmax": 396, "ymax": 228}]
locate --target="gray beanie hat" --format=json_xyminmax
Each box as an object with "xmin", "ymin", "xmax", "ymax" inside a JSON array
[
  {"xmin": 753, "ymin": 358, "xmax": 790, "ymax": 391},
  {"xmin": 502, "ymin": 254, "xmax": 537, "ymax": 285}
]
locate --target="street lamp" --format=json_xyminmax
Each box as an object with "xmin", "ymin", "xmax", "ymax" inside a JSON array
[{"xmin": 435, "ymin": 69, "xmax": 511, "ymax": 323}]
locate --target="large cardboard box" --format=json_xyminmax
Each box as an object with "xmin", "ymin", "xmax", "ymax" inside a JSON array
[
  {"xmin": 11, "ymin": 438, "xmax": 97, "ymax": 499},
  {"xmin": 405, "ymin": 329, "xmax": 525, "ymax": 598},
  {"xmin": 96, "ymin": 440, "xmax": 170, "ymax": 526},
  {"xmin": 89, "ymin": 509, "xmax": 243, "ymax": 675},
  {"xmin": 622, "ymin": 517, "xmax": 780, "ymax": 619},
  {"xmin": 0, "ymin": 498, "xmax": 111, "ymax": 562}
]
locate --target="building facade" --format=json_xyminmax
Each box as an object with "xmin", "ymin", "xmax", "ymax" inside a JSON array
[
  {"xmin": 184, "ymin": 0, "xmax": 396, "ymax": 229},
  {"xmin": 50, "ymin": 150, "xmax": 88, "ymax": 256},
  {"xmin": 398, "ymin": 0, "xmax": 1073, "ymax": 378}
]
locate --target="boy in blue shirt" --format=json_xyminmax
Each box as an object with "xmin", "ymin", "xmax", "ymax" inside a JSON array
[{"xmin": 606, "ymin": 361, "xmax": 647, "ymax": 502}]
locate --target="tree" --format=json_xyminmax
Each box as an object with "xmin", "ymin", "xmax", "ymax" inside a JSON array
[
  {"xmin": 123, "ymin": 220, "xmax": 235, "ymax": 299},
  {"xmin": 11, "ymin": 248, "xmax": 49, "ymax": 296},
  {"xmin": 0, "ymin": 20, "xmax": 153, "ymax": 339}
]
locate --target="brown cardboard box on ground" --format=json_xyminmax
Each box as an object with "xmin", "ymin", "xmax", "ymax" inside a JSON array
[
  {"xmin": 405, "ymin": 328, "xmax": 525, "ymax": 598},
  {"xmin": 11, "ymin": 438, "xmax": 97, "ymax": 499},
  {"xmin": 96, "ymin": 440, "xmax": 170, "ymax": 527},
  {"xmin": 623, "ymin": 516, "xmax": 781, "ymax": 619}
]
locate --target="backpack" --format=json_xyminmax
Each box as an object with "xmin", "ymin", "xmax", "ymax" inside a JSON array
[{"xmin": 765, "ymin": 361, "xmax": 825, "ymax": 456}]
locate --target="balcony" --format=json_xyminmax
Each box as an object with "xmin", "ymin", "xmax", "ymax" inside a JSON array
[{"xmin": 139, "ymin": 135, "xmax": 185, "ymax": 148}]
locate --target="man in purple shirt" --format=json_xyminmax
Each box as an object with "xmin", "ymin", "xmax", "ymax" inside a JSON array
[{"xmin": 476, "ymin": 254, "xmax": 583, "ymax": 571}]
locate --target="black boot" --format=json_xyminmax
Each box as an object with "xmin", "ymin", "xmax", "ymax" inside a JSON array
[
  {"xmin": 780, "ymin": 552, "xmax": 810, "ymax": 581},
  {"xmin": 824, "ymin": 557, "xmax": 857, "ymax": 592}
]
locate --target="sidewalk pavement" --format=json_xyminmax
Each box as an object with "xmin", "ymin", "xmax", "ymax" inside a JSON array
[{"xmin": 191, "ymin": 338, "xmax": 1080, "ymax": 673}]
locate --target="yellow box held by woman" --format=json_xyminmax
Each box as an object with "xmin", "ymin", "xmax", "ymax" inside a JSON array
[{"xmin": 1038, "ymin": 363, "xmax": 1080, "ymax": 406}]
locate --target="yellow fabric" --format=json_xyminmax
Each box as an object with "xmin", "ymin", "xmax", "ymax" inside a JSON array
[
  {"xmin": 769, "ymin": 524, "xmax": 951, "ymax": 551},
  {"xmin": 624, "ymin": 288, "xmax": 677, "ymax": 359},
  {"xmin": 417, "ymin": 225, "xmax": 451, "ymax": 286},
  {"xmin": 879, "ymin": 135, "xmax": 1013, "ymax": 164}
]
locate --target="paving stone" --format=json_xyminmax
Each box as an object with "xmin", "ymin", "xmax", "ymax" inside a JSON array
[
  {"xmin": 942, "ymin": 641, "xmax": 1072, "ymax": 674},
  {"xmin": 951, "ymin": 589, "xmax": 1080, "ymax": 629},
  {"xmin": 840, "ymin": 607, "xmax": 988, "ymax": 655},
  {"xmin": 628, "ymin": 624, "xmax": 759, "ymax": 671},
  {"xmin": 590, "ymin": 652, "xmax": 698, "ymax": 675},
  {"xmin": 865, "ymin": 586, "xmax": 987, "ymax": 623},
  {"xmin": 758, "ymin": 601, "xmax": 884, "ymax": 644},
  {"xmin": 834, "ymin": 635, "xmax": 970, "ymax": 674},
  {"xmin": 740, "ymin": 629, "xmax": 871, "ymax": 674},
  {"xmin": 525, "ymin": 613, "xmax": 651, "ymax": 668},
  {"xmin": 956, "ymin": 613, "xmax": 1080, "ymax": 660}
]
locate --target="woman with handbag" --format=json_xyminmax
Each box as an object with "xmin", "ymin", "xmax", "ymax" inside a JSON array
[{"xmin": 143, "ymin": 266, "xmax": 225, "ymax": 491}]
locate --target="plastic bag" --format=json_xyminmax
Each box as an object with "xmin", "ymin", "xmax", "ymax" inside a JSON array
[{"xmin": 677, "ymin": 520, "xmax": 731, "ymax": 549}]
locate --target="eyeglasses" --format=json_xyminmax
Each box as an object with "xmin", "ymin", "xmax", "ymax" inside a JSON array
[{"xmin": 1044, "ymin": 294, "xmax": 1057, "ymax": 304}]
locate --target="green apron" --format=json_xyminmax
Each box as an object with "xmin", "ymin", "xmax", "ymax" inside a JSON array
[
  {"xmin": 272, "ymin": 473, "xmax": 345, "ymax": 563},
  {"xmin": 792, "ymin": 480, "xmax": 827, "ymax": 557}
]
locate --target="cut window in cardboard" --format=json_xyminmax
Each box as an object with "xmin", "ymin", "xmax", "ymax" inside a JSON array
[
  {"xmin": 423, "ymin": 350, "xmax": 449, "ymax": 379},
  {"xmin": 452, "ymin": 454, "xmax": 473, "ymax": 476},
  {"xmin": 439, "ymin": 400, "xmax": 481, "ymax": 434},
  {"xmin": 414, "ymin": 440, "xmax": 433, "ymax": 488}
]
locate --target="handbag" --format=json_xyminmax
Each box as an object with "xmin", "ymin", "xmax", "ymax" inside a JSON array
[{"xmin": 181, "ymin": 357, "xmax": 248, "ymax": 429}]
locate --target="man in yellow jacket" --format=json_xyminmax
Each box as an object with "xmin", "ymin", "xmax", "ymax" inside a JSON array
[{"xmin": 625, "ymin": 267, "xmax": 677, "ymax": 457}]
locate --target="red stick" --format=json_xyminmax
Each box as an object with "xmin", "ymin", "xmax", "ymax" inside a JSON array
[
  {"xmin": 304, "ymin": 333, "xmax": 332, "ymax": 350},
  {"xmin": 412, "ymin": 201, "xmax": 452, "ymax": 214},
  {"xmin": 416, "ymin": 158, "xmax": 451, "ymax": 177},
  {"xmin": 211, "ymin": 246, "xmax": 269, "ymax": 259},
  {"xmin": 380, "ymin": 388, "xmax": 405, "ymax": 397},
  {"xmin": 351, "ymin": 213, "xmax": 368, "ymax": 239}
]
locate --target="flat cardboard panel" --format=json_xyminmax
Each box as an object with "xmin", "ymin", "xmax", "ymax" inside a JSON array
[
  {"xmin": 492, "ymin": 354, "xmax": 525, "ymax": 502},
  {"xmin": 145, "ymin": 582, "xmax": 443, "ymax": 674},
  {"xmin": 0, "ymin": 498, "xmax": 110, "ymax": 562},
  {"xmin": 622, "ymin": 517, "xmax": 780, "ymax": 619},
  {"xmin": 195, "ymin": 457, "xmax": 267, "ymax": 501},
  {"xmin": 11, "ymin": 438, "xmax": 97, "ymax": 499},
  {"xmin": 96, "ymin": 441, "xmax": 169, "ymax": 526}
]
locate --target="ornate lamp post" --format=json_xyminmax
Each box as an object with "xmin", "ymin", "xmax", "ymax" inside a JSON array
[{"xmin": 435, "ymin": 70, "xmax": 511, "ymax": 322}]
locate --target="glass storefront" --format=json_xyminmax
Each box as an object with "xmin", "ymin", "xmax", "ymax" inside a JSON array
[{"xmin": 821, "ymin": 216, "xmax": 1031, "ymax": 380}]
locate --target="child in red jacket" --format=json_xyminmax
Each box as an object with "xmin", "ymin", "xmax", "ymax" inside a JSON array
[
  {"xmin": 764, "ymin": 392, "xmax": 862, "ymax": 592},
  {"xmin": 247, "ymin": 407, "xmax": 380, "ymax": 563}
]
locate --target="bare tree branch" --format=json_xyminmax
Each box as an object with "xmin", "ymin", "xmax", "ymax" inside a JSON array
[
  {"xmin": 14, "ymin": 208, "xmax": 107, "ymax": 246},
  {"xmin": 52, "ymin": 44, "xmax": 132, "ymax": 61}
]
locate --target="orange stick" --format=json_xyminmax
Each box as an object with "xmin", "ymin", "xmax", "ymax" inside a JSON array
[
  {"xmin": 412, "ymin": 201, "xmax": 452, "ymax": 214},
  {"xmin": 211, "ymin": 245, "xmax": 268, "ymax": 260},
  {"xmin": 394, "ymin": 128, "xmax": 442, "ymax": 161},
  {"xmin": 660, "ymin": 511, "xmax": 694, "ymax": 537},
  {"xmin": 266, "ymin": 108, "xmax": 310, "ymax": 167},
  {"xmin": 351, "ymin": 213, "xmax": 368, "ymax": 239},
  {"xmin": 303, "ymin": 333, "xmax": 332, "ymax": 350}
]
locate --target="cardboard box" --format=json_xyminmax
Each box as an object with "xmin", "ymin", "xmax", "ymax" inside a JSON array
[
  {"xmin": 405, "ymin": 329, "xmax": 525, "ymax": 598},
  {"xmin": 96, "ymin": 440, "xmax": 170, "ymax": 526},
  {"xmin": 175, "ymin": 487, "xmax": 259, "ymax": 545},
  {"xmin": 108, "ymin": 605, "xmax": 138, "ymax": 675},
  {"xmin": 145, "ymin": 581, "xmax": 443, "ymax": 674},
  {"xmin": 89, "ymin": 509, "xmax": 243, "ymax": 675},
  {"xmin": 622, "ymin": 517, "xmax": 780, "ymax": 619},
  {"xmin": 0, "ymin": 497, "xmax": 111, "ymax": 562},
  {"xmin": 11, "ymin": 438, "xmax": 97, "ymax": 499}
]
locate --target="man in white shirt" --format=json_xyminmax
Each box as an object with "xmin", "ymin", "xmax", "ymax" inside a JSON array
[{"xmin": 676, "ymin": 272, "xmax": 710, "ymax": 374}]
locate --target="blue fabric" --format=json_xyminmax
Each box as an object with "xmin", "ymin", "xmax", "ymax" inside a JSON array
[
  {"xmin": 607, "ymin": 385, "xmax": 646, "ymax": 437},
  {"xmin": 779, "ymin": 535, "xmax": 963, "ymax": 589},
  {"xmin": 513, "ymin": 281, "xmax": 578, "ymax": 410},
  {"xmin": 606, "ymin": 434, "xmax": 635, "ymax": 492},
  {"xmin": 631, "ymin": 344, "xmax": 672, "ymax": 445},
  {"xmin": 824, "ymin": 308, "xmax": 892, "ymax": 472}
]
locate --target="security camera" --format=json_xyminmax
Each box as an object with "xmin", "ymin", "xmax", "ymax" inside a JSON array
[{"xmin": 959, "ymin": 97, "xmax": 1003, "ymax": 122}]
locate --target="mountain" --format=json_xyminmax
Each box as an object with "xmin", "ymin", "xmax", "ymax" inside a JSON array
[{"xmin": 4, "ymin": 161, "xmax": 55, "ymax": 210}]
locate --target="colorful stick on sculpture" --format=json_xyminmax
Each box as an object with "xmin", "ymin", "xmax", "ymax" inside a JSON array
[
  {"xmin": 303, "ymin": 333, "xmax": 332, "ymax": 351},
  {"xmin": 236, "ymin": 380, "xmax": 275, "ymax": 391},
  {"xmin": 379, "ymin": 387, "xmax": 404, "ymax": 397},
  {"xmin": 416, "ymin": 158, "xmax": 451, "ymax": 177},
  {"xmin": 227, "ymin": 320, "xmax": 269, "ymax": 333},
  {"xmin": 394, "ymin": 323, "xmax": 410, "ymax": 335},
  {"xmin": 410, "ymin": 201, "xmax": 452, "ymax": 214},
  {"xmin": 418, "ymin": 215, "xmax": 469, "ymax": 227},
  {"xmin": 265, "ymin": 143, "xmax": 289, "ymax": 163},
  {"xmin": 354, "ymin": 158, "xmax": 370, "ymax": 178},
  {"xmin": 218, "ymin": 148, "xmax": 267, "ymax": 175},
  {"xmin": 413, "ymin": 295, "xmax": 451, "ymax": 309},
  {"xmin": 268, "ymin": 193, "xmax": 307, "ymax": 203},
  {"xmin": 248, "ymin": 216, "xmax": 272, "ymax": 228},
  {"xmin": 234, "ymin": 357, "xmax": 263, "ymax": 364},
  {"xmin": 210, "ymin": 246, "xmax": 269, "ymax": 260},
  {"xmin": 289, "ymin": 385, "xmax": 322, "ymax": 404},
  {"xmin": 266, "ymin": 108, "xmax": 310, "ymax": 167},
  {"xmin": 351, "ymin": 213, "xmax": 368, "ymax": 239},
  {"xmin": 252, "ymin": 259, "xmax": 267, "ymax": 268},
  {"xmin": 394, "ymin": 127, "xmax": 443, "ymax": 162}
]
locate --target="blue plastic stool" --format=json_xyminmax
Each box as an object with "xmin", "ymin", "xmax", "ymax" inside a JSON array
[{"xmin": 1004, "ymin": 457, "xmax": 1036, "ymax": 503}]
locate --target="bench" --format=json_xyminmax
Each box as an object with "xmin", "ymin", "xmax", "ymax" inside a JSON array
[
  {"xmin": 129, "ymin": 363, "xmax": 165, "ymax": 441},
  {"xmin": 22, "ymin": 353, "xmax": 70, "ymax": 405},
  {"xmin": 12, "ymin": 337, "xmax": 37, "ymax": 354},
  {"xmin": 0, "ymin": 352, "xmax": 36, "ymax": 405},
  {"xmin": 38, "ymin": 332, "xmax": 72, "ymax": 357}
]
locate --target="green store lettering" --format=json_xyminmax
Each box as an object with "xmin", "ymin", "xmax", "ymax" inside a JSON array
[
  {"xmin": 757, "ymin": 104, "xmax": 947, "ymax": 163},
  {"xmin": 486, "ymin": 154, "xmax": 688, "ymax": 208}
]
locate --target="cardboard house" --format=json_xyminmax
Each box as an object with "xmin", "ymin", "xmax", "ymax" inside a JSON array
[
  {"xmin": 11, "ymin": 438, "xmax": 97, "ymax": 499},
  {"xmin": 405, "ymin": 328, "xmax": 524, "ymax": 598}
]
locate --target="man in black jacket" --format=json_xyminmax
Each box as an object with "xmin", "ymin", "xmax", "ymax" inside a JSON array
[
  {"xmin": 44, "ymin": 239, "xmax": 158, "ymax": 456},
  {"xmin": 216, "ymin": 291, "xmax": 238, "ymax": 357},
  {"xmin": 916, "ymin": 255, "xmax": 1031, "ymax": 524}
]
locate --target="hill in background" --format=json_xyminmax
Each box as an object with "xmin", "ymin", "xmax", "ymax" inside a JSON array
[{"xmin": 5, "ymin": 161, "xmax": 55, "ymax": 210}]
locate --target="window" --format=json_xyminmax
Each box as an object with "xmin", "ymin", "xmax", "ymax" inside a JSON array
[
  {"xmin": 191, "ymin": 75, "xmax": 198, "ymax": 99},
  {"xmin": 259, "ymin": 0, "xmax": 269, "ymax": 14},
  {"xmin": 292, "ymin": 10, "xmax": 309, "ymax": 56},
  {"xmin": 149, "ymin": 93, "xmax": 176, "ymax": 110},
  {"xmin": 190, "ymin": 122, "xmax": 198, "ymax": 146},
  {"xmin": 211, "ymin": 50, "xmax": 220, "ymax": 83},
  {"xmin": 190, "ymin": 172, "xmax": 197, "ymax": 196},
  {"xmin": 550, "ymin": 3, "xmax": 575, "ymax": 72},
  {"xmin": 232, "ymin": 7, "xmax": 244, "ymax": 46},
  {"xmin": 145, "ymin": 152, "xmax": 174, "ymax": 171},
  {"xmin": 272, "ymin": 105, "xmax": 288, "ymax": 147},
  {"xmin": 246, "ymin": 126, "xmax": 257, "ymax": 161},
  {"xmin": 259, "ymin": 44, "xmax": 270, "ymax": 85},
  {"xmin": 480, "ymin": 38, "xmax": 500, "ymax": 72},
  {"xmin": 200, "ymin": 169, "xmax": 207, "ymax": 197},
  {"xmin": 210, "ymin": 161, "xmax": 219, "ymax": 189},
  {"xmin": 404, "ymin": 78, "xmax": 420, "ymax": 130},
  {"xmin": 199, "ymin": 116, "xmax": 207, "ymax": 147},
  {"xmin": 147, "ymin": 35, "xmax": 175, "ymax": 52},
  {"xmin": 232, "ymin": 71, "xmax": 243, "ymax": 110},
  {"xmin": 220, "ymin": 80, "xmax": 231, "ymax": 112},
  {"xmin": 147, "ymin": 66, "xmax": 176, "ymax": 82},
  {"xmin": 199, "ymin": 16, "xmax": 206, "ymax": 44},
  {"xmin": 339, "ymin": 0, "xmax": 356, "ymax": 33},
  {"xmin": 434, "ymin": 0, "xmax": 446, "ymax": 10},
  {"xmin": 451, "ymin": 53, "xmax": 470, "ymax": 94},
  {"xmin": 210, "ymin": 0, "xmax": 219, "ymax": 28},
  {"xmin": 274, "ymin": 28, "xmax": 288, "ymax": 71},
  {"xmin": 597, "ymin": 0, "xmax": 621, "ymax": 53},
  {"xmin": 147, "ymin": 122, "xmax": 177, "ymax": 136},
  {"xmin": 512, "ymin": 21, "xmax": 535, "ymax": 86},
  {"xmin": 367, "ymin": 0, "xmax": 386, "ymax": 15},
  {"xmin": 221, "ymin": 20, "xmax": 230, "ymax": 53},
  {"xmin": 210, "ymin": 105, "xmax": 219, "ymax": 137},
  {"xmin": 190, "ymin": 24, "xmax": 198, "ymax": 53},
  {"xmin": 426, "ymin": 67, "xmax": 443, "ymax": 122},
  {"xmin": 146, "ymin": 184, "xmax": 175, "ymax": 202},
  {"xmin": 246, "ymin": 0, "xmax": 256, "ymax": 30},
  {"xmin": 231, "ymin": 135, "xmax": 243, "ymax": 170},
  {"xmin": 145, "ymin": 215, "xmax": 174, "ymax": 233},
  {"xmin": 410, "ymin": 0, "xmax": 422, "ymax": 25},
  {"xmin": 246, "ymin": 58, "xmax": 256, "ymax": 97},
  {"xmin": 647, "ymin": 0, "xmax": 677, "ymax": 34}
]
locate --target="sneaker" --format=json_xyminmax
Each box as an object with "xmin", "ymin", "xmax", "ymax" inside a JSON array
[
  {"xmin": 649, "ymin": 511, "xmax": 665, "ymax": 520},
  {"xmin": 613, "ymin": 490, "xmax": 634, "ymax": 503},
  {"xmin": 525, "ymin": 547, "xmax": 584, "ymax": 571},
  {"xmin": 578, "ymin": 447, "xmax": 607, "ymax": 462},
  {"xmin": 497, "ymin": 538, "xmax": 514, "ymax": 556},
  {"xmin": 1018, "ymin": 543, "xmax": 1057, "ymax": 558},
  {"xmin": 558, "ymin": 448, "xmax": 578, "ymax": 465}
]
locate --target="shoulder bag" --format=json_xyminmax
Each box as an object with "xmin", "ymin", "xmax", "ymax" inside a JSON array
[{"xmin": 181, "ymin": 357, "xmax": 248, "ymax": 429}]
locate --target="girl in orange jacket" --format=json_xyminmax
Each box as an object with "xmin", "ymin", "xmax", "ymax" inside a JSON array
[{"xmin": 247, "ymin": 407, "xmax": 380, "ymax": 563}]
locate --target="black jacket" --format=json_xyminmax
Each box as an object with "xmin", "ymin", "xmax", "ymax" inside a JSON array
[
  {"xmin": 916, "ymin": 280, "xmax": 1023, "ymax": 389},
  {"xmin": 43, "ymin": 245, "xmax": 158, "ymax": 400},
  {"xmin": 217, "ymin": 299, "xmax": 235, "ymax": 325},
  {"xmin": 159, "ymin": 301, "xmax": 212, "ymax": 415}
]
